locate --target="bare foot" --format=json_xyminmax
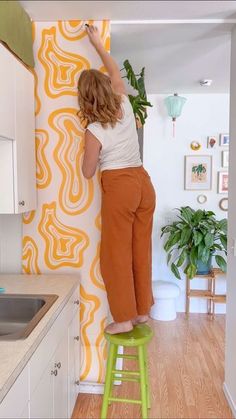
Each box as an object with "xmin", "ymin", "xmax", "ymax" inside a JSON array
[
  {"xmin": 105, "ymin": 320, "xmax": 133, "ymax": 335},
  {"xmin": 132, "ymin": 315, "xmax": 149, "ymax": 326}
]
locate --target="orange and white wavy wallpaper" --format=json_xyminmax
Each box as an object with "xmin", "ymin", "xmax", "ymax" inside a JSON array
[{"xmin": 22, "ymin": 20, "xmax": 110, "ymax": 383}]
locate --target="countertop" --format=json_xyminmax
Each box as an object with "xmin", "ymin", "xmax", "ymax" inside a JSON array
[{"xmin": 0, "ymin": 274, "xmax": 80, "ymax": 403}]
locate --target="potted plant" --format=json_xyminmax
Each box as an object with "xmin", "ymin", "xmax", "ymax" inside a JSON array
[
  {"xmin": 161, "ymin": 206, "xmax": 227, "ymax": 279},
  {"xmin": 121, "ymin": 59, "xmax": 152, "ymax": 127}
]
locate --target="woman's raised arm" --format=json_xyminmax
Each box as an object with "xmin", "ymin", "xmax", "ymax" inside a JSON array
[{"xmin": 85, "ymin": 24, "xmax": 127, "ymax": 96}]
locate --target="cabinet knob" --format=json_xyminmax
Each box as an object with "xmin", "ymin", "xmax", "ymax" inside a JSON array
[
  {"xmin": 75, "ymin": 380, "xmax": 80, "ymax": 386},
  {"xmin": 55, "ymin": 362, "xmax": 61, "ymax": 369},
  {"xmin": 74, "ymin": 300, "xmax": 80, "ymax": 305},
  {"xmin": 74, "ymin": 336, "xmax": 80, "ymax": 341},
  {"xmin": 51, "ymin": 369, "xmax": 58, "ymax": 376},
  {"xmin": 18, "ymin": 200, "xmax": 25, "ymax": 206}
]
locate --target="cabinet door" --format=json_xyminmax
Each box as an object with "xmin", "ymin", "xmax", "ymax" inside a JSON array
[
  {"xmin": 53, "ymin": 331, "xmax": 68, "ymax": 419},
  {"xmin": 14, "ymin": 60, "xmax": 36, "ymax": 213},
  {"xmin": 0, "ymin": 44, "xmax": 15, "ymax": 140},
  {"xmin": 68, "ymin": 313, "xmax": 80, "ymax": 417},
  {"xmin": 0, "ymin": 365, "xmax": 29, "ymax": 419},
  {"xmin": 30, "ymin": 359, "xmax": 54, "ymax": 419},
  {"xmin": 74, "ymin": 313, "xmax": 80, "ymax": 388},
  {"xmin": 20, "ymin": 403, "xmax": 29, "ymax": 419},
  {"xmin": 0, "ymin": 140, "xmax": 14, "ymax": 213}
]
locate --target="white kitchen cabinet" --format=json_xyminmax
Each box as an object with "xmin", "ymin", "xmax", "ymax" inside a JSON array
[
  {"xmin": 54, "ymin": 331, "xmax": 69, "ymax": 419},
  {"xmin": 30, "ymin": 292, "xmax": 80, "ymax": 419},
  {"xmin": 0, "ymin": 43, "xmax": 15, "ymax": 141},
  {"xmin": 14, "ymin": 56, "xmax": 36, "ymax": 213},
  {"xmin": 30, "ymin": 358, "xmax": 54, "ymax": 419},
  {"xmin": 0, "ymin": 365, "xmax": 29, "ymax": 419},
  {"xmin": 30, "ymin": 331, "xmax": 68, "ymax": 419},
  {"xmin": 21, "ymin": 404, "xmax": 30, "ymax": 419},
  {"xmin": 0, "ymin": 140, "xmax": 14, "ymax": 212},
  {"xmin": 0, "ymin": 285, "xmax": 80, "ymax": 419},
  {"xmin": 0, "ymin": 43, "xmax": 36, "ymax": 214},
  {"xmin": 68, "ymin": 313, "xmax": 80, "ymax": 417},
  {"xmin": 31, "ymin": 328, "xmax": 78, "ymax": 419}
]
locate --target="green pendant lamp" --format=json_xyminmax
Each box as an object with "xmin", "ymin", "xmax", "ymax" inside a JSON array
[{"xmin": 164, "ymin": 93, "xmax": 187, "ymax": 137}]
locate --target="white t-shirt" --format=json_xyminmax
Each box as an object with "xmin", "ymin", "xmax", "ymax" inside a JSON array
[{"xmin": 87, "ymin": 95, "xmax": 142, "ymax": 172}]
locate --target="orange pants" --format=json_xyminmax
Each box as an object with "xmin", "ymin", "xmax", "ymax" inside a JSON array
[{"xmin": 100, "ymin": 166, "xmax": 156, "ymax": 322}]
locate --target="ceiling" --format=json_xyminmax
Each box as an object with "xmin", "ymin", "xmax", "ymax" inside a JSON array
[
  {"xmin": 111, "ymin": 22, "xmax": 232, "ymax": 93},
  {"xmin": 20, "ymin": 1, "xmax": 236, "ymax": 93},
  {"xmin": 20, "ymin": 1, "xmax": 236, "ymax": 21}
]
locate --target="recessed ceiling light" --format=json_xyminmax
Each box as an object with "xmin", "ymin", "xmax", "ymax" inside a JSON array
[{"xmin": 199, "ymin": 79, "xmax": 213, "ymax": 87}]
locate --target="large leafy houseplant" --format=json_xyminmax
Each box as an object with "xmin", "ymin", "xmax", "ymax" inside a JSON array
[
  {"xmin": 161, "ymin": 206, "xmax": 227, "ymax": 279},
  {"xmin": 121, "ymin": 59, "xmax": 152, "ymax": 126}
]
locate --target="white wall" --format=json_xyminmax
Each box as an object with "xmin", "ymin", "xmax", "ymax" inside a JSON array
[
  {"xmin": 144, "ymin": 93, "xmax": 229, "ymax": 313},
  {"xmin": 0, "ymin": 216, "xmax": 22, "ymax": 273},
  {"xmin": 224, "ymin": 26, "xmax": 236, "ymax": 417}
]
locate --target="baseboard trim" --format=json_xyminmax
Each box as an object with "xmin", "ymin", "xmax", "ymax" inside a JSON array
[
  {"xmin": 223, "ymin": 382, "xmax": 236, "ymax": 418},
  {"xmin": 79, "ymin": 382, "xmax": 104, "ymax": 394}
]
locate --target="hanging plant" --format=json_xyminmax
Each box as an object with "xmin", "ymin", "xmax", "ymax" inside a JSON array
[{"xmin": 120, "ymin": 59, "xmax": 152, "ymax": 127}]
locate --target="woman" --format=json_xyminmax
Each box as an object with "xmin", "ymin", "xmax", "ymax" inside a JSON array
[{"xmin": 78, "ymin": 25, "xmax": 156, "ymax": 334}]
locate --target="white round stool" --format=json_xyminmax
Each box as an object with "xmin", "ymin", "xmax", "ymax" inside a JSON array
[{"xmin": 150, "ymin": 280, "xmax": 180, "ymax": 321}]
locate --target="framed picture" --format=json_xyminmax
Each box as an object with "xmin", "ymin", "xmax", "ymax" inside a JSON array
[
  {"xmin": 222, "ymin": 150, "xmax": 229, "ymax": 168},
  {"xmin": 207, "ymin": 136, "xmax": 217, "ymax": 149},
  {"xmin": 185, "ymin": 155, "xmax": 212, "ymax": 190},
  {"xmin": 218, "ymin": 171, "xmax": 229, "ymax": 194},
  {"xmin": 219, "ymin": 133, "xmax": 229, "ymax": 147}
]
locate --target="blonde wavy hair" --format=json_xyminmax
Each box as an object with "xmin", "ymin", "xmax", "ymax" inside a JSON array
[{"xmin": 77, "ymin": 69, "xmax": 122, "ymax": 129}]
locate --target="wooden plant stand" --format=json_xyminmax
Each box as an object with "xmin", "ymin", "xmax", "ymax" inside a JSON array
[
  {"xmin": 211, "ymin": 268, "xmax": 227, "ymax": 316},
  {"xmin": 186, "ymin": 269, "xmax": 226, "ymax": 317}
]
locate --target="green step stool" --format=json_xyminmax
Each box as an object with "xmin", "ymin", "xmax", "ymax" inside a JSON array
[{"xmin": 101, "ymin": 324, "xmax": 154, "ymax": 419}]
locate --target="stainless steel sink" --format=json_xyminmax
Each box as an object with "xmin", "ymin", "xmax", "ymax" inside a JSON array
[{"xmin": 0, "ymin": 294, "xmax": 58, "ymax": 340}]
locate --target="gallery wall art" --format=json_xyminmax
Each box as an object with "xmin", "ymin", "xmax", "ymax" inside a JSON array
[{"xmin": 185, "ymin": 155, "xmax": 212, "ymax": 190}]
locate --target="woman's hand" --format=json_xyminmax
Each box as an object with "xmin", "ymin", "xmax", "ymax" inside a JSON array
[
  {"xmin": 85, "ymin": 25, "xmax": 103, "ymax": 49},
  {"xmin": 85, "ymin": 23, "xmax": 126, "ymax": 95}
]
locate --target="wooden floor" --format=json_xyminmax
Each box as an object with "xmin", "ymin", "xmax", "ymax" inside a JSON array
[{"xmin": 72, "ymin": 314, "xmax": 232, "ymax": 419}]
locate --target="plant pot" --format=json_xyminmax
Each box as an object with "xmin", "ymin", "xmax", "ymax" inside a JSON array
[{"xmin": 196, "ymin": 256, "xmax": 212, "ymax": 275}]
